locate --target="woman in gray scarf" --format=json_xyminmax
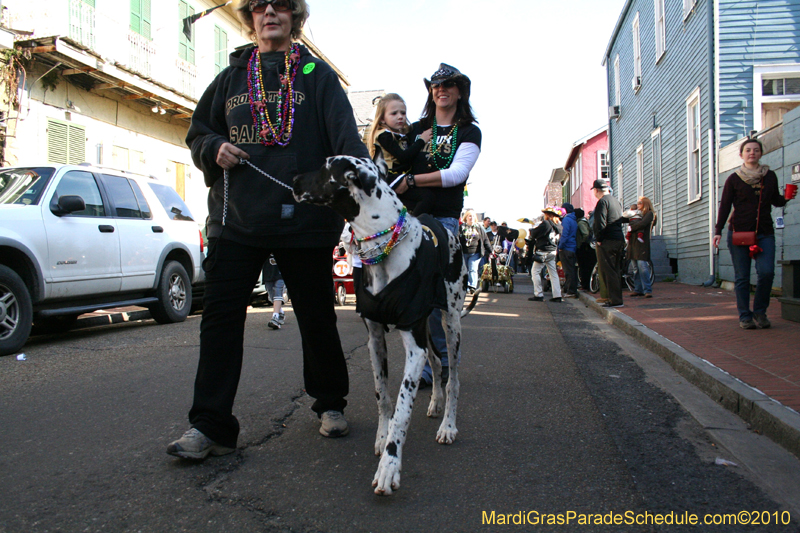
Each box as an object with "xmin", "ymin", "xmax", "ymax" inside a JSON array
[{"xmin": 713, "ymin": 138, "xmax": 796, "ymax": 330}]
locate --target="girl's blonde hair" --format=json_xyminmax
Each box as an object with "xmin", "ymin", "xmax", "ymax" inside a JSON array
[
  {"xmin": 462, "ymin": 209, "xmax": 477, "ymax": 225},
  {"xmin": 367, "ymin": 93, "xmax": 409, "ymax": 157}
]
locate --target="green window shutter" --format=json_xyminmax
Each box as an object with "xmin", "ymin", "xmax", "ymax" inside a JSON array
[
  {"xmin": 142, "ymin": 0, "xmax": 152, "ymax": 40},
  {"xmin": 47, "ymin": 121, "xmax": 69, "ymax": 164},
  {"xmin": 214, "ymin": 26, "xmax": 227, "ymax": 74},
  {"xmin": 48, "ymin": 121, "xmax": 86, "ymax": 165},
  {"xmin": 130, "ymin": 0, "xmax": 141, "ymax": 35},
  {"xmin": 83, "ymin": 0, "xmax": 96, "ymax": 7},
  {"xmin": 178, "ymin": 1, "xmax": 195, "ymax": 64},
  {"xmin": 178, "ymin": 1, "xmax": 187, "ymax": 61}
]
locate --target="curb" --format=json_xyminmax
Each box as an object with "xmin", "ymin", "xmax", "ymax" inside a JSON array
[{"xmin": 578, "ymin": 291, "xmax": 800, "ymax": 460}]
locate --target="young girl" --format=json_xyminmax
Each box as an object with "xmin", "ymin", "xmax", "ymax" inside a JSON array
[{"xmin": 367, "ymin": 93, "xmax": 434, "ymax": 215}]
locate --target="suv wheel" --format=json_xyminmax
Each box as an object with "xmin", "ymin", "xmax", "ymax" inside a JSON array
[
  {"xmin": 149, "ymin": 260, "xmax": 191, "ymax": 324},
  {"xmin": 0, "ymin": 265, "xmax": 33, "ymax": 356}
]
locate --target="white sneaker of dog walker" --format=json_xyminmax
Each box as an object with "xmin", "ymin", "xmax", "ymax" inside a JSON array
[
  {"xmin": 166, "ymin": 428, "xmax": 235, "ymax": 460},
  {"xmin": 268, "ymin": 313, "xmax": 282, "ymax": 329}
]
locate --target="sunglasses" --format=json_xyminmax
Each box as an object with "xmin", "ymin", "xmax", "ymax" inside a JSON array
[
  {"xmin": 249, "ymin": 0, "xmax": 293, "ymax": 13},
  {"xmin": 431, "ymin": 80, "xmax": 458, "ymax": 90}
]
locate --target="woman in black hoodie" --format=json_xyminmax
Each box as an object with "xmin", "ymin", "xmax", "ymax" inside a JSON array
[{"xmin": 167, "ymin": 0, "xmax": 368, "ymax": 460}]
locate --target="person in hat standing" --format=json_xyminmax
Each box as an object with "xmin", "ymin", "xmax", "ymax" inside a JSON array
[
  {"xmin": 395, "ymin": 63, "xmax": 481, "ymax": 388},
  {"xmin": 528, "ymin": 207, "xmax": 564, "ymax": 302},
  {"xmin": 558, "ymin": 202, "xmax": 578, "ymax": 297},
  {"xmin": 591, "ymin": 179, "xmax": 625, "ymax": 308}
]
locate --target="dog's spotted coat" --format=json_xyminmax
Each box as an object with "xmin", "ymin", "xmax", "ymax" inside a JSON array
[{"xmin": 293, "ymin": 153, "xmax": 477, "ymax": 495}]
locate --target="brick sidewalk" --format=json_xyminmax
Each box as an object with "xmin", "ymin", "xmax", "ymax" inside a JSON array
[{"xmin": 603, "ymin": 282, "xmax": 800, "ymax": 412}]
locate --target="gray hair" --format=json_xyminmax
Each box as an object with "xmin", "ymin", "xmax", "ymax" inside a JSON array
[{"xmin": 236, "ymin": 0, "xmax": 309, "ymax": 41}]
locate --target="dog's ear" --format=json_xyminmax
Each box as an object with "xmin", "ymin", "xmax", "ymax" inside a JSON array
[{"xmin": 371, "ymin": 149, "xmax": 388, "ymax": 180}]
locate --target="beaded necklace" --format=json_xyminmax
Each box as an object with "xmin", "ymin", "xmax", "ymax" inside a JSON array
[
  {"xmin": 430, "ymin": 118, "xmax": 458, "ymax": 170},
  {"xmin": 359, "ymin": 207, "xmax": 408, "ymax": 265},
  {"xmin": 247, "ymin": 43, "xmax": 301, "ymax": 147}
]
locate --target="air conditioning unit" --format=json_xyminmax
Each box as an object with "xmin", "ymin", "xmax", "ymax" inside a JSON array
[
  {"xmin": 608, "ymin": 105, "xmax": 620, "ymax": 119},
  {"xmin": 632, "ymin": 76, "xmax": 642, "ymax": 91}
]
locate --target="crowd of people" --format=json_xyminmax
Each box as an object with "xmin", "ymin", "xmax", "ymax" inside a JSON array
[{"xmin": 165, "ymin": 0, "xmax": 794, "ymax": 462}]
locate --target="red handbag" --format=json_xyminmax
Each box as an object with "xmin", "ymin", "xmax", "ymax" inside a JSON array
[{"xmin": 731, "ymin": 176, "xmax": 762, "ymax": 252}]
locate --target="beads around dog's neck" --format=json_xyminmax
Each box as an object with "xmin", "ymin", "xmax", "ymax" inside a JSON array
[{"xmin": 359, "ymin": 207, "xmax": 408, "ymax": 265}]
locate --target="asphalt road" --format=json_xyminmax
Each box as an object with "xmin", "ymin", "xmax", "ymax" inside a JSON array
[{"xmin": 1, "ymin": 278, "xmax": 798, "ymax": 533}]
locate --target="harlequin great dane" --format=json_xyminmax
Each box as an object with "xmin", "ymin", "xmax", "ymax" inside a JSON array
[{"xmin": 293, "ymin": 152, "xmax": 479, "ymax": 495}]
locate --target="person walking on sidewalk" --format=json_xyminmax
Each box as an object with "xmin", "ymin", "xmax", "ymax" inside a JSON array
[
  {"xmin": 558, "ymin": 203, "xmax": 578, "ymax": 297},
  {"xmin": 592, "ymin": 179, "xmax": 625, "ymax": 308},
  {"xmin": 575, "ymin": 208, "xmax": 596, "ymax": 291},
  {"xmin": 627, "ymin": 197, "xmax": 656, "ymax": 298},
  {"xmin": 713, "ymin": 138, "xmax": 796, "ymax": 330},
  {"xmin": 166, "ymin": 0, "xmax": 367, "ymax": 460},
  {"xmin": 529, "ymin": 207, "xmax": 563, "ymax": 303},
  {"xmin": 461, "ymin": 209, "xmax": 491, "ymax": 293}
]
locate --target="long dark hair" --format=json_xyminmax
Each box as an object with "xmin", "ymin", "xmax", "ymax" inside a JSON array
[{"xmin": 419, "ymin": 79, "xmax": 478, "ymax": 129}]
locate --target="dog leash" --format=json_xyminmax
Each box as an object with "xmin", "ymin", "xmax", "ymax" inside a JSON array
[{"xmin": 221, "ymin": 158, "xmax": 294, "ymax": 226}]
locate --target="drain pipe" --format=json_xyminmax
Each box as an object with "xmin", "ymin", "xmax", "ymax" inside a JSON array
[{"xmin": 703, "ymin": 0, "xmax": 717, "ymax": 288}]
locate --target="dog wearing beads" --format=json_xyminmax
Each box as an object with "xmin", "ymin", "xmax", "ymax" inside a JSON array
[{"xmin": 293, "ymin": 151, "xmax": 479, "ymax": 495}]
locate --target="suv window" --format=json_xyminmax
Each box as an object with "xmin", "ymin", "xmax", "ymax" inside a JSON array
[
  {"xmin": 130, "ymin": 180, "xmax": 153, "ymax": 219},
  {"xmin": 148, "ymin": 182, "xmax": 195, "ymax": 221},
  {"xmin": 101, "ymin": 174, "xmax": 148, "ymax": 219},
  {"xmin": 0, "ymin": 167, "xmax": 55, "ymax": 205},
  {"xmin": 53, "ymin": 170, "xmax": 105, "ymax": 216}
]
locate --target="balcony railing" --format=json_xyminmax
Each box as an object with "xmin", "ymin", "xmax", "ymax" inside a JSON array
[
  {"xmin": 68, "ymin": 0, "xmax": 95, "ymax": 49},
  {"xmin": 127, "ymin": 31, "xmax": 156, "ymax": 79},
  {"xmin": 175, "ymin": 58, "xmax": 197, "ymax": 99}
]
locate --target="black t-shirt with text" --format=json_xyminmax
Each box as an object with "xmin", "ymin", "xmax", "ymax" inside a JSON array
[{"xmin": 408, "ymin": 121, "xmax": 482, "ymax": 219}]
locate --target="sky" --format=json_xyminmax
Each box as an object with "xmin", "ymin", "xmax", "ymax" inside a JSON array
[{"xmin": 302, "ymin": 0, "xmax": 625, "ymax": 227}]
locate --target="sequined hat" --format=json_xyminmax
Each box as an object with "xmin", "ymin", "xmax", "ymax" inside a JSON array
[{"xmin": 424, "ymin": 63, "xmax": 471, "ymax": 92}]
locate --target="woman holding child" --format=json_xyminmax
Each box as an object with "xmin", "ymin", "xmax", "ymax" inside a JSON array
[{"xmin": 626, "ymin": 197, "xmax": 656, "ymax": 298}]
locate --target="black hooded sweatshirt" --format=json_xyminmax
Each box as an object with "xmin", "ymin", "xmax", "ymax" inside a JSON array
[{"xmin": 186, "ymin": 44, "xmax": 368, "ymax": 248}]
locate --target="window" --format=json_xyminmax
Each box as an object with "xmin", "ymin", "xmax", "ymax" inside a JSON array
[
  {"xmin": 214, "ymin": 25, "xmax": 228, "ymax": 75},
  {"xmin": 632, "ymin": 13, "xmax": 642, "ymax": 92},
  {"xmin": 686, "ymin": 88, "xmax": 702, "ymax": 202},
  {"xmin": 571, "ymin": 153, "xmax": 582, "ymax": 195},
  {"xmin": 651, "ymin": 129, "xmax": 662, "ymax": 235},
  {"xmin": 597, "ymin": 150, "xmax": 609, "ymax": 181},
  {"xmin": 47, "ymin": 120, "xmax": 86, "ymax": 165},
  {"xmin": 101, "ymin": 175, "xmax": 143, "ymax": 218},
  {"xmin": 112, "ymin": 146, "xmax": 146, "ymax": 173},
  {"xmin": 654, "ymin": 0, "xmax": 665, "ymax": 61},
  {"xmin": 178, "ymin": 1, "xmax": 196, "ymax": 64},
  {"xmin": 754, "ymin": 65, "xmax": 800, "ymax": 131},
  {"xmin": 0, "ymin": 168, "xmax": 55, "ymax": 205},
  {"xmin": 149, "ymin": 182, "xmax": 195, "ymax": 221},
  {"xmin": 53, "ymin": 171, "xmax": 105, "ymax": 217},
  {"xmin": 130, "ymin": 0, "xmax": 152, "ymax": 39},
  {"xmin": 636, "ymin": 144, "xmax": 644, "ymax": 199},
  {"xmin": 616, "ymin": 164, "xmax": 624, "ymax": 203},
  {"xmin": 614, "ymin": 55, "xmax": 621, "ymax": 108},
  {"xmin": 684, "ymin": 0, "xmax": 696, "ymax": 19}
]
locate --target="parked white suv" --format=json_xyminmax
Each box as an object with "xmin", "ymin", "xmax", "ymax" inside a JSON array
[{"xmin": 0, "ymin": 164, "xmax": 204, "ymax": 356}]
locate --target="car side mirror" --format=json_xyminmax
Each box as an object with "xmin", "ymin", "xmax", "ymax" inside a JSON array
[{"xmin": 52, "ymin": 195, "xmax": 86, "ymax": 216}]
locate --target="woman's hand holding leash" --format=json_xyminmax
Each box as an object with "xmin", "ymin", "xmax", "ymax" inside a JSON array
[
  {"xmin": 713, "ymin": 235, "xmax": 721, "ymax": 248},
  {"xmin": 217, "ymin": 142, "xmax": 249, "ymax": 170}
]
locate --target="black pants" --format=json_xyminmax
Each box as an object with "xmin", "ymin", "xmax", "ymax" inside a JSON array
[
  {"xmin": 596, "ymin": 240, "xmax": 625, "ymax": 306},
  {"xmin": 558, "ymin": 249, "xmax": 578, "ymax": 295},
  {"xmin": 189, "ymin": 238, "xmax": 348, "ymax": 448},
  {"xmin": 577, "ymin": 244, "xmax": 597, "ymax": 290}
]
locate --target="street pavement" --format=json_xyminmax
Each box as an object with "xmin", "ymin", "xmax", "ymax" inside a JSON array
[{"xmin": 1, "ymin": 277, "xmax": 799, "ymax": 532}]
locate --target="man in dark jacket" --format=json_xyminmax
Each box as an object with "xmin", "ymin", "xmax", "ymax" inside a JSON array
[
  {"xmin": 592, "ymin": 179, "xmax": 625, "ymax": 308},
  {"xmin": 558, "ymin": 203, "xmax": 578, "ymax": 297}
]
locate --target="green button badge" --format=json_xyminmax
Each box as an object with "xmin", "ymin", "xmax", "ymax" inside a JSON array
[{"xmin": 303, "ymin": 63, "xmax": 315, "ymax": 75}]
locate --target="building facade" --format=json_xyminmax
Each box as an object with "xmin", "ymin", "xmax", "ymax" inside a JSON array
[{"xmin": 563, "ymin": 126, "xmax": 608, "ymax": 215}]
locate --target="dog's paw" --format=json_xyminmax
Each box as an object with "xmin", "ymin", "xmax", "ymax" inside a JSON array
[
  {"xmin": 372, "ymin": 455, "xmax": 402, "ymax": 495},
  {"xmin": 427, "ymin": 397, "xmax": 443, "ymax": 418},
  {"xmin": 436, "ymin": 424, "xmax": 458, "ymax": 445}
]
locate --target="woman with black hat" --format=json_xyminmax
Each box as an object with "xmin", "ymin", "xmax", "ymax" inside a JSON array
[
  {"xmin": 396, "ymin": 63, "xmax": 482, "ymax": 387},
  {"xmin": 529, "ymin": 207, "xmax": 564, "ymax": 303}
]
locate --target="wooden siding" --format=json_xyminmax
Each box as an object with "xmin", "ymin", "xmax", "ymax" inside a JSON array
[
  {"xmin": 606, "ymin": 0, "xmax": 712, "ymax": 262},
  {"xmin": 718, "ymin": 0, "xmax": 800, "ymax": 145}
]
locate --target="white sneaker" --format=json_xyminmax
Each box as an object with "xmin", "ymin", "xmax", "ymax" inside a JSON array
[
  {"xmin": 166, "ymin": 428, "xmax": 235, "ymax": 460},
  {"xmin": 277, "ymin": 312, "xmax": 285, "ymax": 325},
  {"xmin": 268, "ymin": 315, "xmax": 281, "ymax": 329},
  {"xmin": 319, "ymin": 410, "xmax": 349, "ymax": 438}
]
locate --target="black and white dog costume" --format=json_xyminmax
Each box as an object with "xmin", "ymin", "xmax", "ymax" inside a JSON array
[{"xmin": 293, "ymin": 153, "xmax": 478, "ymax": 495}]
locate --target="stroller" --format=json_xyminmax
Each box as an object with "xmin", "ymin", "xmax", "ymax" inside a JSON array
[{"xmin": 480, "ymin": 226, "xmax": 518, "ymax": 294}]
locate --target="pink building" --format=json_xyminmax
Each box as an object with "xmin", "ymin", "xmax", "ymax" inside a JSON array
[{"xmin": 563, "ymin": 126, "xmax": 608, "ymax": 215}]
